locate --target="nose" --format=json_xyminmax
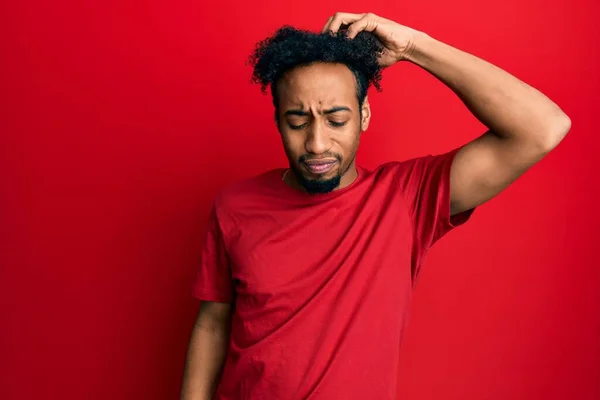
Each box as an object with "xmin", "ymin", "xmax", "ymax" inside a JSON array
[{"xmin": 304, "ymin": 120, "xmax": 331, "ymax": 155}]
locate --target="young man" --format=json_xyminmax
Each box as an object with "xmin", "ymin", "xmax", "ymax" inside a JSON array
[{"xmin": 181, "ymin": 12, "xmax": 570, "ymax": 400}]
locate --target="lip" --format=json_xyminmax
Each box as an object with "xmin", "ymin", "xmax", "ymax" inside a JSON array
[{"xmin": 302, "ymin": 161, "xmax": 337, "ymax": 175}]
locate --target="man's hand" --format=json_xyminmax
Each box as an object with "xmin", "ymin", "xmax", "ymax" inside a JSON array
[{"xmin": 322, "ymin": 12, "xmax": 423, "ymax": 67}]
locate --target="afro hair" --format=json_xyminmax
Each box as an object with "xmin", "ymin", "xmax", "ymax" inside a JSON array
[{"xmin": 248, "ymin": 25, "xmax": 385, "ymax": 115}]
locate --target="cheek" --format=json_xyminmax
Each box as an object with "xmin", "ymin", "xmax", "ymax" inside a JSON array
[
  {"xmin": 280, "ymin": 133, "xmax": 303, "ymax": 159},
  {"xmin": 338, "ymin": 127, "xmax": 361, "ymax": 155}
]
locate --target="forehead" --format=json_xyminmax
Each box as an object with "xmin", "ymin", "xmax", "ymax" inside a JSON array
[{"xmin": 276, "ymin": 63, "xmax": 357, "ymax": 107}]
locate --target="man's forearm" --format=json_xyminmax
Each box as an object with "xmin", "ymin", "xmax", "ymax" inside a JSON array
[
  {"xmin": 404, "ymin": 33, "xmax": 570, "ymax": 148},
  {"xmin": 181, "ymin": 323, "xmax": 229, "ymax": 400}
]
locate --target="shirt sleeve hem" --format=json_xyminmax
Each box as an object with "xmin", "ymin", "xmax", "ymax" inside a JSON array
[
  {"xmin": 434, "ymin": 147, "xmax": 476, "ymax": 243},
  {"xmin": 192, "ymin": 286, "xmax": 233, "ymax": 303}
]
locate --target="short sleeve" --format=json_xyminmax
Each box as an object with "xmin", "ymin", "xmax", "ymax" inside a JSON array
[
  {"xmin": 192, "ymin": 203, "xmax": 235, "ymax": 303},
  {"xmin": 398, "ymin": 146, "xmax": 475, "ymax": 252}
]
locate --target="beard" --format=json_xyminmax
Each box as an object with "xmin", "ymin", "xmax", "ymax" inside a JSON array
[
  {"xmin": 294, "ymin": 167, "xmax": 342, "ymax": 194},
  {"xmin": 290, "ymin": 153, "xmax": 355, "ymax": 195}
]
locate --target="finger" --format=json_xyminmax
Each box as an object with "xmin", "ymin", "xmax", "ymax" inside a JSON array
[
  {"xmin": 321, "ymin": 16, "xmax": 333, "ymax": 33},
  {"xmin": 346, "ymin": 14, "xmax": 379, "ymax": 39},
  {"xmin": 328, "ymin": 12, "xmax": 365, "ymax": 34}
]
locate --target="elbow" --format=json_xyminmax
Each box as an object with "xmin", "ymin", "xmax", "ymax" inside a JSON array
[
  {"xmin": 537, "ymin": 112, "xmax": 571, "ymax": 153},
  {"xmin": 555, "ymin": 112, "xmax": 572, "ymax": 140}
]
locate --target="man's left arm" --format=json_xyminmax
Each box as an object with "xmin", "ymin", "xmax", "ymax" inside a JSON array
[
  {"xmin": 325, "ymin": 12, "xmax": 572, "ymax": 216},
  {"xmin": 403, "ymin": 33, "xmax": 571, "ymax": 216}
]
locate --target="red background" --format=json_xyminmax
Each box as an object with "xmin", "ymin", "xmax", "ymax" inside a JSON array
[{"xmin": 2, "ymin": 0, "xmax": 599, "ymax": 399}]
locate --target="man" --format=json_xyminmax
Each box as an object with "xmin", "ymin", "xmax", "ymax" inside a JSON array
[{"xmin": 181, "ymin": 12, "xmax": 570, "ymax": 400}]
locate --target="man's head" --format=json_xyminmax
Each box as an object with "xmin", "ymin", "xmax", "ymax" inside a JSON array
[{"xmin": 248, "ymin": 26, "xmax": 384, "ymax": 194}]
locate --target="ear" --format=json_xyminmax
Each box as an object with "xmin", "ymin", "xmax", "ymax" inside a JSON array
[{"xmin": 360, "ymin": 96, "xmax": 371, "ymax": 132}]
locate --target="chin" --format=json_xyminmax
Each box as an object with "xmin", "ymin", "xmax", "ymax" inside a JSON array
[{"xmin": 295, "ymin": 169, "xmax": 342, "ymax": 195}]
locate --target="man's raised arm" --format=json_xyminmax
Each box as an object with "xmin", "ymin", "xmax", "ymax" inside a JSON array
[{"xmin": 324, "ymin": 12, "xmax": 571, "ymax": 215}]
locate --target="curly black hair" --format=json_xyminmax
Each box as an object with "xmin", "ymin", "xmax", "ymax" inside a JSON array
[{"xmin": 248, "ymin": 25, "xmax": 385, "ymax": 117}]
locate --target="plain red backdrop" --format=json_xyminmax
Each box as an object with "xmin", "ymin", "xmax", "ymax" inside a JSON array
[{"xmin": 1, "ymin": 0, "xmax": 599, "ymax": 399}]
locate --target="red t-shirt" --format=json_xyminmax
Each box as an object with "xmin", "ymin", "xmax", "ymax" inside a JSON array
[{"xmin": 192, "ymin": 147, "xmax": 474, "ymax": 399}]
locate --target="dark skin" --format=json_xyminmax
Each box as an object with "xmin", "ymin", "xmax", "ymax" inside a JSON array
[
  {"xmin": 276, "ymin": 62, "xmax": 371, "ymax": 193},
  {"xmin": 181, "ymin": 12, "xmax": 572, "ymax": 400},
  {"xmin": 181, "ymin": 301, "xmax": 232, "ymax": 399}
]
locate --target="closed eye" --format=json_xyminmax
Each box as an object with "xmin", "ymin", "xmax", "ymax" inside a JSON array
[
  {"xmin": 287, "ymin": 120, "xmax": 348, "ymax": 130},
  {"xmin": 288, "ymin": 123, "xmax": 308, "ymax": 130}
]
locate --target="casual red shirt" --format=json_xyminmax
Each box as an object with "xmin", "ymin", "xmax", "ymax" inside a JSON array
[{"xmin": 192, "ymin": 147, "xmax": 474, "ymax": 399}]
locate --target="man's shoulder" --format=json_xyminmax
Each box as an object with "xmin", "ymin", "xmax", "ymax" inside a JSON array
[
  {"xmin": 213, "ymin": 168, "xmax": 282, "ymax": 211},
  {"xmin": 369, "ymin": 155, "xmax": 432, "ymax": 180},
  {"xmin": 371, "ymin": 148, "xmax": 463, "ymax": 194}
]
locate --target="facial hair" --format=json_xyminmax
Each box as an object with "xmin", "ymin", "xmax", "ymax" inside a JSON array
[
  {"xmin": 294, "ymin": 167, "xmax": 341, "ymax": 194},
  {"xmin": 291, "ymin": 154, "xmax": 355, "ymax": 195}
]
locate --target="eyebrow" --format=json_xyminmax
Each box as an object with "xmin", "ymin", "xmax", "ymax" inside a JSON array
[{"xmin": 284, "ymin": 106, "xmax": 351, "ymax": 117}]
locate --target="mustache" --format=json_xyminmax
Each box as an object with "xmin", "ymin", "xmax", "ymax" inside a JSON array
[{"xmin": 299, "ymin": 153, "xmax": 342, "ymax": 163}]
